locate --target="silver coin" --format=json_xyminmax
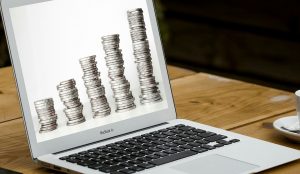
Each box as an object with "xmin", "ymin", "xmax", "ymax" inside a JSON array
[
  {"xmin": 79, "ymin": 55, "xmax": 96, "ymax": 63},
  {"xmin": 39, "ymin": 125, "xmax": 57, "ymax": 133},
  {"xmin": 67, "ymin": 117, "xmax": 86, "ymax": 126},
  {"xmin": 79, "ymin": 54, "xmax": 111, "ymax": 118},
  {"xmin": 116, "ymin": 104, "xmax": 136, "ymax": 113},
  {"xmin": 93, "ymin": 111, "xmax": 110, "ymax": 118}
]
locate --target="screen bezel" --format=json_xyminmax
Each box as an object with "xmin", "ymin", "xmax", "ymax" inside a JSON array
[{"xmin": 0, "ymin": 0, "xmax": 176, "ymax": 158}]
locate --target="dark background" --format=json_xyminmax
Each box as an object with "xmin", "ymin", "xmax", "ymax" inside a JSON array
[{"xmin": 1, "ymin": 0, "xmax": 300, "ymax": 91}]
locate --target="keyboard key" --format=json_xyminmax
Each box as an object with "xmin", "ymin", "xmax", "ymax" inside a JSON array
[
  {"xmin": 109, "ymin": 165, "xmax": 125, "ymax": 172},
  {"xmin": 168, "ymin": 135, "xmax": 181, "ymax": 140},
  {"xmin": 165, "ymin": 142, "xmax": 177, "ymax": 147},
  {"xmin": 88, "ymin": 163, "xmax": 103, "ymax": 170},
  {"xmin": 98, "ymin": 165, "xmax": 124, "ymax": 173},
  {"xmin": 229, "ymin": 139, "xmax": 240, "ymax": 143},
  {"xmin": 174, "ymin": 140, "xmax": 186, "ymax": 145},
  {"xmin": 153, "ymin": 134, "xmax": 167, "ymax": 138},
  {"xmin": 188, "ymin": 142, "xmax": 201, "ymax": 147},
  {"xmin": 193, "ymin": 129, "xmax": 206, "ymax": 133},
  {"xmin": 171, "ymin": 129, "xmax": 183, "ymax": 134},
  {"xmin": 137, "ymin": 162, "xmax": 156, "ymax": 169},
  {"xmin": 204, "ymin": 135, "xmax": 227, "ymax": 142},
  {"xmin": 171, "ymin": 147, "xmax": 185, "ymax": 152},
  {"xmin": 110, "ymin": 169, "xmax": 135, "ymax": 174},
  {"xmin": 114, "ymin": 158, "xmax": 126, "ymax": 163},
  {"xmin": 77, "ymin": 160, "xmax": 96, "ymax": 166},
  {"xmin": 185, "ymin": 131, "xmax": 196, "ymax": 135},
  {"xmin": 217, "ymin": 140, "xmax": 231, "ymax": 145},
  {"xmin": 158, "ymin": 128, "xmax": 169, "ymax": 132},
  {"xmin": 198, "ymin": 132, "xmax": 216, "ymax": 138},
  {"xmin": 175, "ymin": 124, "xmax": 185, "ymax": 128},
  {"xmin": 147, "ymin": 154, "xmax": 161, "ymax": 159},
  {"xmin": 118, "ymin": 169, "xmax": 135, "ymax": 174},
  {"xmin": 178, "ymin": 126, "xmax": 194, "ymax": 131},
  {"xmin": 59, "ymin": 156, "xmax": 67, "ymax": 160},
  {"xmin": 145, "ymin": 136, "xmax": 157, "ymax": 141},
  {"xmin": 163, "ymin": 131, "xmax": 175, "ymax": 136},
  {"xmin": 98, "ymin": 167, "xmax": 113, "ymax": 173},
  {"xmin": 142, "ymin": 150, "xmax": 153, "ymax": 155},
  {"xmin": 151, "ymin": 150, "xmax": 197, "ymax": 165},
  {"xmin": 136, "ymin": 157, "xmax": 152, "ymax": 162},
  {"xmin": 103, "ymin": 160, "xmax": 115, "ymax": 166},
  {"xmin": 195, "ymin": 140, "xmax": 209, "ymax": 144},
  {"xmin": 66, "ymin": 158, "xmax": 77, "ymax": 163},
  {"xmin": 178, "ymin": 133, "xmax": 189, "ymax": 138},
  {"xmin": 164, "ymin": 149, "xmax": 177, "ymax": 154},
  {"xmin": 129, "ymin": 166, "xmax": 144, "ymax": 172},
  {"xmin": 214, "ymin": 144, "xmax": 224, "ymax": 148},
  {"xmin": 154, "ymin": 152, "xmax": 168, "ymax": 157},
  {"xmin": 128, "ymin": 160, "xmax": 143, "ymax": 165},
  {"xmin": 200, "ymin": 144, "xmax": 215, "ymax": 150},
  {"xmin": 152, "ymin": 140, "xmax": 165, "ymax": 145},
  {"xmin": 160, "ymin": 138, "xmax": 173, "ymax": 143},
  {"xmin": 166, "ymin": 126, "xmax": 177, "ymax": 130},
  {"xmin": 182, "ymin": 138, "xmax": 194, "ymax": 143},
  {"xmin": 156, "ymin": 145, "xmax": 168, "ymax": 150},
  {"xmin": 179, "ymin": 144, "xmax": 193, "ymax": 149},
  {"xmin": 191, "ymin": 147, "xmax": 208, "ymax": 153},
  {"xmin": 190, "ymin": 135, "xmax": 203, "ymax": 140},
  {"xmin": 148, "ymin": 147, "xmax": 161, "ymax": 152}
]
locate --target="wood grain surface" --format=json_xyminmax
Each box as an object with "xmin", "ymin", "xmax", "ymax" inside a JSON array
[
  {"xmin": 171, "ymin": 73, "xmax": 295, "ymax": 130},
  {"xmin": 167, "ymin": 65, "xmax": 196, "ymax": 80},
  {"xmin": 0, "ymin": 66, "xmax": 299, "ymax": 173},
  {"xmin": 0, "ymin": 67, "xmax": 21, "ymax": 123}
]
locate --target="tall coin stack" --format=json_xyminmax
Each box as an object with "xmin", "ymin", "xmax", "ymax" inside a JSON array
[
  {"xmin": 127, "ymin": 8, "xmax": 163, "ymax": 104},
  {"xmin": 34, "ymin": 98, "xmax": 58, "ymax": 133},
  {"xmin": 57, "ymin": 79, "xmax": 86, "ymax": 126},
  {"xmin": 79, "ymin": 55, "xmax": 111, "ymax": 118},
  {"xmin": 101, "ymin": 34, "xmax": 136, "ymax": 112}
]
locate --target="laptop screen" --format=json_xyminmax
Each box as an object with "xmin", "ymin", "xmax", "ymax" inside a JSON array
[{"xmin": 7, "ymin": 0, "xmax": 170, "ymax": 145}]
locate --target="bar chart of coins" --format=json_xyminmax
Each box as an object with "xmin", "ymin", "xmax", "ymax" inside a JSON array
[
  {"xmin": 31, "ymin": 7, "xmax": 166, "ymax": 139},
  {"xmin": 12, "ymin": 0, "xmax": 169, "ymax": 142}
]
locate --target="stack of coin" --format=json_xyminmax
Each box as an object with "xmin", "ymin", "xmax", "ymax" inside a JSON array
[
  {"xmin": 79, "ymin": 55, "xmax": 111, "ymax": 118},
  {"xmin": 34, "ymin": 98, "xmax": 58, "ymax": 133},
  {"xmin": 127, "ymin": 8, "xmax": 162, "ymax": 104},
  {"xmin": 57, "ymin": 79, "xmax": 86, "ymax": 126},
  {"xmin": 101, "ymin": 34, "xmax": 136, "ymax": 112}
]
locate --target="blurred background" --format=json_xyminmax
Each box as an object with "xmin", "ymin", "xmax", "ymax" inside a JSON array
[{"xmin": 1, "ymin": 0, "xmax": 300, "ymax": 91}]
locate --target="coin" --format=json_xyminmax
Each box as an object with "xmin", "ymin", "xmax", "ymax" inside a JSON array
[
  {"xmin": 79, "ymin": 55, "xmax": 111, "ymax": 118},
  {"xmin": 101, "ymin": 34, "xmax": 136, "ymax": 112},
  {"xmin": 34, "ymin": 98, "xmax": 58, "ymax": 133},
  {"xmin": 127, "ymin": 8, "xmax": 163, "ymax": 104},
  {"xmin": 57, "ymin": 79, "xmax": 86, "ymax": 126}
]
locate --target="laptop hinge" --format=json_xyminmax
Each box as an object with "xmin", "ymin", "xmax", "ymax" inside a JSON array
[{"xmin": 53, "ymin": 122, "xmax": 169, "ymax": 155}]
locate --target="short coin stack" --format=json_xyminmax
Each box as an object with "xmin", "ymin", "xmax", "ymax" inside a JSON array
[
  {"xmin": 57, "ymin": 79, "xmax": 86, "ymax": 126},
  {"xmin": 34, "ymin": 98, "xmax": 58, "ymax": 133},
  {"xmin": 79, "ymin": 55, "xmax": 111, "ymax": 118},
  {"xmin": 101, "ymin": 34, "xmax": 136, "ymax": 113},
  {"xmin": 127, "ymin": 8, "xmax": 162, "ymax": 104}
]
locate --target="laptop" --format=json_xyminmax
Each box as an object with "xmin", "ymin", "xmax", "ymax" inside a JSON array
[{"xmin": 1, "ymin": 0, "xmax": 299, "ymax": 173}]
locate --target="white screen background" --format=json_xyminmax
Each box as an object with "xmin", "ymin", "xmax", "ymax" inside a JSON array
[{"xmin": 10, "ymin": 0, "xmax": 167, "ymax": 142}]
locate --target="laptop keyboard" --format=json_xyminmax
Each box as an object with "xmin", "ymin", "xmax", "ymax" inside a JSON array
[{"xmin": 59, "ymin": 124, "xmax": 240, "ymax": 174}]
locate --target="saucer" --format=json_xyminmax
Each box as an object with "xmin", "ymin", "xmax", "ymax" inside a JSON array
[{"xmin": 273, "ymin": 116, "xmax": 300, "ymax": 142}]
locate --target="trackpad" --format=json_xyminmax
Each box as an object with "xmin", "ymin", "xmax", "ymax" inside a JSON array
[{"xmin": 171, "ymin": 154, "xmax": 259, "ymax": 174}]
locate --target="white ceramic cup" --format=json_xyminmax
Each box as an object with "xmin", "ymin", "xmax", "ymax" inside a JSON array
[{"xmin": 295, "ymin": 90, "xmax": 300, "ymax": 127}]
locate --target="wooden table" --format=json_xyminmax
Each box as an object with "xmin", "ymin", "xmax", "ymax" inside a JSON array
[{"xmin": 0, "ymin": 66, "xmax": 299, "ymax": 173}]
